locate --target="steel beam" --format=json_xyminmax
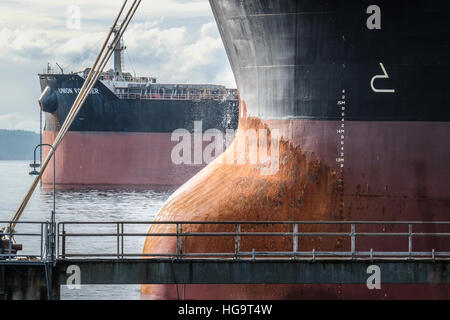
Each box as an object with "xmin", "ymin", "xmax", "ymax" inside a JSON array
[{"xmin": 54, "ymin": 259, "xmax": 449, "ymax": 285}]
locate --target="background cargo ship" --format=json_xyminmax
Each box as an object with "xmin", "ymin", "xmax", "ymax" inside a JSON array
[
  {"xmin": 38, "ymin": 32, "xmax": 239, "ymax": 187},
  {"xmin": 143, "ymin": 0, "xmax": 450, "ymax": 299}
]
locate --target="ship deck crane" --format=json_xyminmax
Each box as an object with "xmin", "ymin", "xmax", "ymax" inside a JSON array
[{"xmin": 0, "ymin": 0, "xmax": 142, "ymax": 258}]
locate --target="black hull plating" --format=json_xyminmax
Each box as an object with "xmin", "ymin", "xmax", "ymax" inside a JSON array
[{"xmin": 211, "ymin": 0, "xmax": 450, "ymax": 121}]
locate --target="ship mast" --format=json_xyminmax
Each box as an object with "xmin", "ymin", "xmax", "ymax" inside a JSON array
[{"xmin": 113, "ymin": 26, "xmax": 126, "ymax": 78}]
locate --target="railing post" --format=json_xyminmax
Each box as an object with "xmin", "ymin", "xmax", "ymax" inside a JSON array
[
  {"xmin": 50, "ymin": 213, "xmax": 55, "ymax": 264},
  {"xmin": 179, "ymin": 224, "xmax": 183, "ymax": 259},
  {"xmin": 56, "ymin": 222, "xmax": 59, "ymax": 259},
  {"xmin": 40, "ymin": 223, "xmax": 44, "ymax": 260},
  {"xmin": 176, "ymin": 223, "xmax": 179, "ymax": 259},
  {"xmin": 234, "ymin": 224, "xmax": 241, "ymax": 259},
  {"xmin": 408, "ymin": 224, "xmax": 412, "ymax": 259},
  {"xmin": 48, "ymin": 223, "xmax": 52, "ymax": 262},
  {"xmin": 44, "ymin": 223, "xmax": 49, "ymax": 261},
  {"xmin": 116, "ymin": 223, "xmax": 120, "ymax": 259},
  {"xmin": 351, "ymin": 224, "xmax": 356, "ymax": 259},
  {"xmin": 61, "ymin": 223, "xmax": 66, "ymax": 259},
  {"xmin": 8, "ymin": 222, "xmax": 12, "ymax": 261},
  {"xmin": 121, "ymin": 223, "xmax": 124, "ymax": 259},
  {"xmin": 293, "ymin": 224, "xmax": 298, "ymax": 259},
  {"xmin": 49, "ymin": 223, "xmax": 53, "ymax": 262},
  {"xmin": 51, "ymin": 211, "xmax": 55, "ymax": 263}
]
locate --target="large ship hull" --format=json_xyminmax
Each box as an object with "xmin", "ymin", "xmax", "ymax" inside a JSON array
[
  {"xmin": 142, "ymin": 0, "xmax": 450, "ymax": 299},
  {"xmin": 42, "ymin": 130, "xmax": 206, "ymax": 186},
  {"xmin": 39, "ymin": 74, "xmax": 238, "ymax": 186}
]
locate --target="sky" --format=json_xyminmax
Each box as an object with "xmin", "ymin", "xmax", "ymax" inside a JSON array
[{"xmin": 0, "ymin": 0, "xmax": 236, "ymax": 132}]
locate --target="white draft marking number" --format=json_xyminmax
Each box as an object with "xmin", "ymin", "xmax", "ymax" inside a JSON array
[{"xmin": 370, "ymin": 62, "xmax": 395, "ymax": 93}]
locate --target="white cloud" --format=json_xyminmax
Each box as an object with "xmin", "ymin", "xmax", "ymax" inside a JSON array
[
  {"xmin": 122, "ymin": 21, "xmax": 233, "ymax": 86},
  {"xmin": 200, "ymin": 21, "xmax": 218, "ymax": 38},
  {"xmin": 0, "ymin": 18, "xmax": 235, "ymax": 85},
  {"xmin": 0, "ymin": 0, "xmax": 212, "ymax": 29}
]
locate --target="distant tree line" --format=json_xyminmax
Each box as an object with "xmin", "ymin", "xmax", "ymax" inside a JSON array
[{"xmin": 0, "ymin": 130, "xmax": 40, "ymax": 160}]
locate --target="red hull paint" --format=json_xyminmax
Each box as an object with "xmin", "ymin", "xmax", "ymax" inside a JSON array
[
  {"xmin": 264, "ymin": 120, "xmax": 450, "ymax": 221},
  {"xmin": 143, "ymin": 116, "xmax": 450, "ymax": 299},
  {"xmin": 142, "ymin": 284, "xmax": 449, "ymax": 300},
  {"xmin": 42, "ymin": 130, "xmax": 205, "ymax": 186}
]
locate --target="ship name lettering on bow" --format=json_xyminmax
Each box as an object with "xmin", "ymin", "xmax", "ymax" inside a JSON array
[{"xmin": 58, "ymin": 88, "xmax": 99, "ymax": 95}]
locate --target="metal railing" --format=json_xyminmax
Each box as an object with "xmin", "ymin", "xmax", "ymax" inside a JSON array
[
  {"xmin": 2, "ymin": 220, "xmax": 449, "ymax": 262},
  {"xmin": 0, "ymin": 221, "xmax": 52, "ymax": 262},
  {"xmin": 56, "ymin": 221, "xmax": 450, "ymax": 261},
  {"xmin": 116, "ymin": 93, "xmax": 238, "ymax": 101}
]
